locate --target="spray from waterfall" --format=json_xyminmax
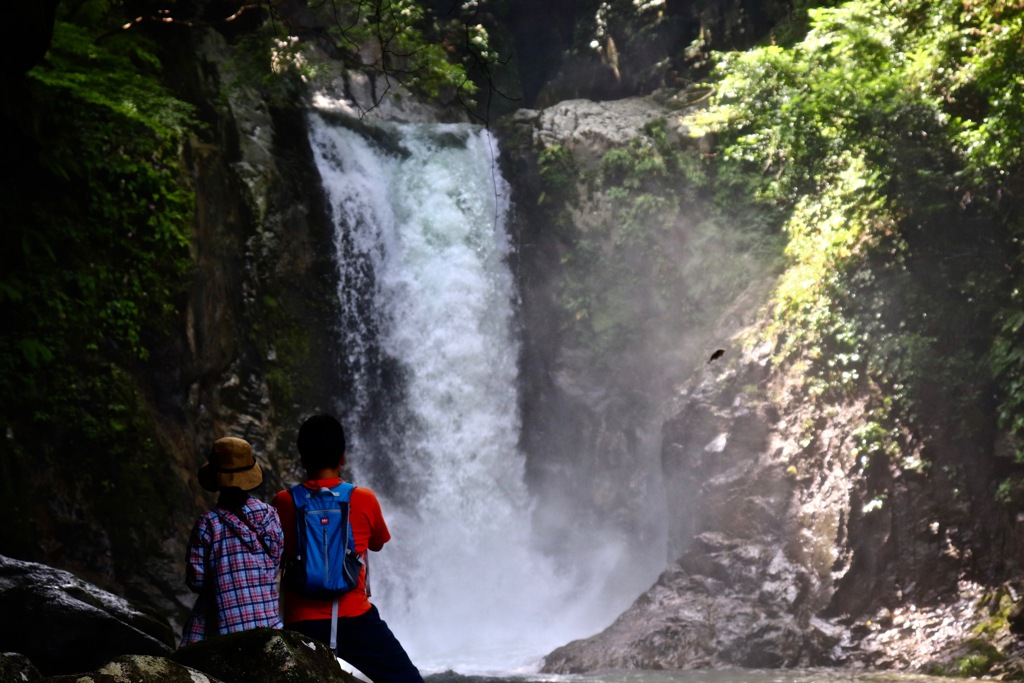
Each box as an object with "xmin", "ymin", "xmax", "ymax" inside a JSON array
[{"xmin": 307, "ymin": 111, "xmax": 637, "ymax": 674}]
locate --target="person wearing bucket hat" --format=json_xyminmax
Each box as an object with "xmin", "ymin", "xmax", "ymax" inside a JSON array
[{"xmin": 180, "ymin": 437, "xmax": 285, "ymax": 647}]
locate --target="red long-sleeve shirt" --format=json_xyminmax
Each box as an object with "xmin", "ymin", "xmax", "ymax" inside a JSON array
[{"xmin": 271, "ymin": 479, "xmax": 390, "ymax": 623}]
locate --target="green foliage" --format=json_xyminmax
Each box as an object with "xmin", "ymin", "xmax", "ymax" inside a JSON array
[
  {"xmin": 316, "ymin": 0, "xmax": 480, "ymax": 105},
  {"xmin": 954, "ymin": 651, "xmax": 997, "ymax": 677},
  {"xmin": 223, "ymin": 30, "xmax": 321, "ymax": 107},
  {"xmin": 929, "ymin": 584, "xmax": 1021, "ymax": 677},
  {"xmin": 947, "ymin": 1, "xmax": 1024, "ymax": 196},
  {"xmin": 955, "ymin": 625, "xmax": 1007, "ymax": 678},
  {"xmin": 0, "ymin": 19, "xmax": 194, "ymax": 394},
  {"xmin": 0, "ymin": 2, "xmax": 195, "ymax": 565},
  {"xmin": 64, "ymin": 363, "xmax": 178, "ymax": 517},
  {"xmin": 0, "ymin": 360, "xmax": 184, "ymax": 565},
  {"xmin": 991, "ymin": 268, "xmax": 1024, "ymax": 458},
  {"xmin": 851, "ymin": 419, "xmax": 892, "ymax": 469},
  {"xmin": 30, "ymin": 22, "xmax": 195, "ymax": 137},
  {"xmin": 995, "ymin": 477, "xmax": 1019, "ymax": 505},
  {"xmin": 537, "ymin": 143, "xmax": 579, "ymax": 212},
  {"xmin": 687, "ymin": 0, "xmax": 1024, "ymax": 483},
  {"xmin": 691, "ymin": 1, "xmax": 958, "ymax": 350}
]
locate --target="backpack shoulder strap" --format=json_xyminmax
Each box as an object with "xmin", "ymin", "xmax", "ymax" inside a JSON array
[
  {"xmin": 335, "ymin": 482, "xmax": 355, "ymax": 503},
  {"xmin": 321, "ymin": 483, "xmax": 357, "ymax": 555},
  {"xmin": 288, "ymin": 484, "xmax": 312, "ymax": 561},
  {"xmin": 289, "ymin": 483, "xmax": 311, "ymax": 510},
  {"xmin": 293, "ymin": 482, "xmax": 353, "ymax": 502}
]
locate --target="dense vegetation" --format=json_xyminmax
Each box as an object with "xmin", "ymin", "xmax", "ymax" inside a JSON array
[
  {"xmin": 0, "ymin": 0, "xmax": 483, "ymax": 583},
  {"xmin": 0, "ymin": 2, "xmax": 196, "ymax": 572},
  {"xmin": 688, "ymin": 0, "xmax": 1024, "ymax": 501}
]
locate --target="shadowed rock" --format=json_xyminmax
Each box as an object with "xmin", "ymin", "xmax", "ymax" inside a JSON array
[
  {"xmin": 46, "ymin": 654, "xmax": 220, "ymax": 682},
  {"xmin": 0, "ymin": 652, "xmax": 43, "ymax": 683},
  {"xmin": 172, "ymin": 628, "xmax": 361, "ymax": 683},
  {"xmin": 0, "ymin": 555, "xmax": 174, "ymax": 676}
]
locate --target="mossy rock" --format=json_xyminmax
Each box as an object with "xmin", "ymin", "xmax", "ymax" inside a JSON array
[
  {"xmin": 0, "ymin": 652, "xmax": 43, "ymax": 683},
  {"xmin": 172, "ymin": 628, "xmax": 358, "ymax": 683},
  {"xmin": 46, "ymin": 654, "xmax": 220, "ymax": 682}
]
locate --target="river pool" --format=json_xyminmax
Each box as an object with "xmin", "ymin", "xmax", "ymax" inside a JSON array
[{"xmin": 424, "ymin": 669, "xmax": 962, "ymax": 683}]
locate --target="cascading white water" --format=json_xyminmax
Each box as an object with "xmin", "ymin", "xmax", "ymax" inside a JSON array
[{"xmin": 308, "ymin": 111, "xmax": 630, "ymax": 675}]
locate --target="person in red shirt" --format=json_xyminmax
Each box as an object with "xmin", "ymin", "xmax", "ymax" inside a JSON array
[{"xmin": 272, "ymin": 414, "xmax": 424, "ymax": 683}]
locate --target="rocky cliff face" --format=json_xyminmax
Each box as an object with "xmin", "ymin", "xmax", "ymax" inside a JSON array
[
  {"xmin": 177, "ymin": 26, "xmax": 345, "ymax": 485},
  {"xmin": 540, "ymin": 314, "xmax": 1024, "ymax": 674},
  {"xmin": 500, "ymin": 96, "xmax": 687, "ymax": 580},
  {"xmin": 540, "ymin": 338, "xmax": 858, "ymax": 670},
  {"xmin": 497, "ymin": 85, "xmax": 782, "ymax": 601}
]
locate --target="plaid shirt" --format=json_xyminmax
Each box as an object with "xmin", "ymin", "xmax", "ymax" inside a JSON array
[{"xmin": 180, "ymin": 497, "xmax": 284, "ymax": 646}]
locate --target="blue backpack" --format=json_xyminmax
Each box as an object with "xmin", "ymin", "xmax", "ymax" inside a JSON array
[{"xmin": 286, "ymin": 482, "xmax": 362, "ymax": 599}]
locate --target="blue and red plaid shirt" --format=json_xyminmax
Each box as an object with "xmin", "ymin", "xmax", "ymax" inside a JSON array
[{"xmin": 180, "ymin": 497, "xmax": 284, "ymax": 646}]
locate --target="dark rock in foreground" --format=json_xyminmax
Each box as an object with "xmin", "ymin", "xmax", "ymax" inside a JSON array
[
  {"xmin": 0, "ymin": 555, "xmax": 174, "ymax": 676},
  {"xmin": 0, "ymin": 554, "xmax": 362, "ymax": 682},
  {"xmin": 173, "ymin": 628, "xmax": 360, "ymax": 683},
  {"xmin": 41, "ymin": 628, "xmax": 357, "ymax": 683},
  {"xmin": 0, "ymin": 652, "xmax": 43, "ymax": 683},
  {"xmin": 46, "ymin": 654, "xmax": 221, "ymax": 682}
]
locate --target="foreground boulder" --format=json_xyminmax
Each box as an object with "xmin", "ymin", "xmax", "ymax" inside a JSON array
[
  {"xmin": 0, "ymin": 652, "xmax": 43, "ymax": 683},
  {"xmin": 46, "ymin": 654, "xmax": 220, "ymax": 682},
  {"xmin": 38, "ymin": 630, "xmax": 362, "ymax": 682},
  {"xmin": 173, "ymin": 628, "xmax": 360, "ymax": 683},
  {"xmin": 0, "ymin": 555, "xmax": 174, "ymax": 676},
  {"xmin": 0, "ymin": 555, "xmax": 361, "ymax": 682}
]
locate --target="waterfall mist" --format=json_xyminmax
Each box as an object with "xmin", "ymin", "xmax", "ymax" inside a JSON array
[{"xmin": 307, "ymin": 111, "xmax": 647, "ymax": 674}]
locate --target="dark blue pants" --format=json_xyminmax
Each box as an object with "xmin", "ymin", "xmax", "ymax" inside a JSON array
[{"xmin": 286, "ymin": 605, "xmax": 425, "ymax": 683}]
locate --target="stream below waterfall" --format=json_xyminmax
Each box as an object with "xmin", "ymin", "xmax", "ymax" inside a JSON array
[{"xmin": 422, "ymin": 670, "xmax": 960, "ymax": 683}]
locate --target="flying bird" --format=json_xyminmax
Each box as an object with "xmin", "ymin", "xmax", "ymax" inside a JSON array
[{"xmin": 707, "ymin": 349, "xmax": 725, "ymax": 364}]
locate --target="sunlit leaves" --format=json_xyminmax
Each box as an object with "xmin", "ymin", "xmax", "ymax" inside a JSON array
[
  {"xmin": 1, "ymin": 13, "xmax": 194, "ymax": 396},
  {"xmin": 691, "ymin": 0, "xmax": 1020, "ymax": 344},
  {"xmin": 686, "ymin": 0, "xmax": 1024, "ymax": 483},
  {"xmin": 692, "ymin": 0, "xmax": 953, "ymax": 206},
  {"xmin": 320, "ymin": 0, "xmax": 479, "ymax": 104},
  {"xmin": 948, "ymin": 1, "xmax": 1024, "ymax": 192},
  {"xmin": 30, "ymin": 22, "xmax": 195, "ymax": 138}
]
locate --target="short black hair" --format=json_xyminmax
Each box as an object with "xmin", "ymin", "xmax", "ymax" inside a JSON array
[{"xmin": 297, "ymin": 414, "xmax": 346, "ymax": 471}]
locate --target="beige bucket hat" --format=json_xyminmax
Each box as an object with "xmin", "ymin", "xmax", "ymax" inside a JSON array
[{"xmin": 198, "ymin": 436, "xmax": 263, "ymax": 492}]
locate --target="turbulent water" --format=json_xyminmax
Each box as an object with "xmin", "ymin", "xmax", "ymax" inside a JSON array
[
  {"xmin": 308, "ymin": 111, "xmax": 642, "ymax": 675},
  {"xmin": 423, "ymin": 670, "xmax": 959, "ymax": 683}
]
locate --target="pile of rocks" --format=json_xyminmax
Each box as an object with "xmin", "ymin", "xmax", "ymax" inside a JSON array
[{"xmin": 0, "ymin": 554, "xmax": 358, "ymax": 682}]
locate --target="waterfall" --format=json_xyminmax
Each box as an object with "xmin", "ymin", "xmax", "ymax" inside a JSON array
[{"xmin": 308, "ymin": 112, "xmax": 623, "ymax": 674}]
